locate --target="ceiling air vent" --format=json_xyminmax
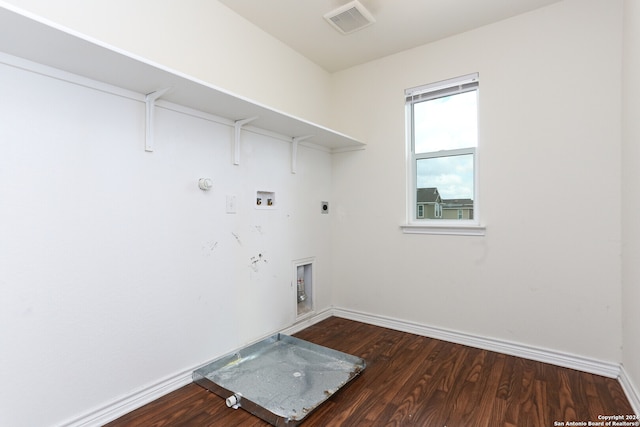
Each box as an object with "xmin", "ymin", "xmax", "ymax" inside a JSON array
[{"xmin": 324, "ymin": 0, "xmax": 376, "ymax": 35}]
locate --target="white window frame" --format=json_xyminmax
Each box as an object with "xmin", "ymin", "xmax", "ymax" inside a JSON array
[{"xmin": 401, "ymin": 73, "xmax": 485, "ymax": 236}]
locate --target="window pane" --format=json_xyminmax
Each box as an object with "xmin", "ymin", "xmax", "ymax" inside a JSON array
[
  {"xmin": 414, "ymin": 90, "xmax": 477, "ymax": 154},
  {"xmin": 416, "ymin": 154, "xmax": 474, "ymax": 220}
]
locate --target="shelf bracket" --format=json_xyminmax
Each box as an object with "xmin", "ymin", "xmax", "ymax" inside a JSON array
[
  {"xmin": 291, "ymin": 135, "xmax": 314, "ymax": 174},
  {"xmin": 233, "ymin": 117, "xmax": 258, "ymax": 165},
  {"xmin": 145, "ymin": 87, "xmax": 171, "ymax": 152}
]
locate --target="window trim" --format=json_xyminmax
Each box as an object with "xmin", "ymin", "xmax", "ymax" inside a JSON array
[
  {"xmin": 403, "ymin": 73, "xmax": 485, "ymax": 236},
  {"xmin": 400, "ymin": 223, "xmax": 486, "ymax": 236}
]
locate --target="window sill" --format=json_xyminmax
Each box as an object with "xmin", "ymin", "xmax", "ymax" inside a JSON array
[{"xmin": 400, "ymin": 223, "xmax": 486, "ymax": 236}]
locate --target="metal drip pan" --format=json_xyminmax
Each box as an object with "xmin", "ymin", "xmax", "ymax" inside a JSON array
[{"xmin": 193, "ymin": 333, "xmax": 365, "ymax": 426}]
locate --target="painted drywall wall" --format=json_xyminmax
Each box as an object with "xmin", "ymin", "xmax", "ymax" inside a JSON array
[
  {"xmin": 330, "ymin": 0, "xmax": 624, "ymax": 363},
  {"xmin": 622, "ymin": 0, "xmax": 640, "ymax": 407},
  {"xmin": 0, "ymin": 60, "xmax": 333, "ymax": 426},
  {"xmin": 0, "ymin": 0, "xmax": 332, "ymax": 128}
]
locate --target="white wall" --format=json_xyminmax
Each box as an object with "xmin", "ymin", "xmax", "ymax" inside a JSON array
[
  {"xmin": 2, "ymin": 0, "xmax": 637, "ymax": 425},
  {"xmin": 0, "ymin": 59, "xmax": 333, "ymax": 426},
  {"xmin": 0, "ymin": 2, "xmax": 338, "ymax": 426},
  {"xmin": 622, "ymin": 0, "xmax": 640, "ymax": 406},
  {"xmin": 330, "ymin": 0, "xmax": 624, "ymax": 362},
  {"xmin": 0, "ymin": 0, "xmax": 332, "ymax": 127}
]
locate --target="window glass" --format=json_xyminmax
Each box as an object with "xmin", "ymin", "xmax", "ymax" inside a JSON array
[
  {"xmin": 414, "ymin": 90, "xmax": 477, "ymax": 154},
  {"xmin": 416, "ymin": 154, "xmax": 474, "ymax": 201}
]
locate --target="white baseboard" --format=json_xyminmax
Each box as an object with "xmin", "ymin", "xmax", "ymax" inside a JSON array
[
  {"xmin": 59, "ymin": 369, "xmax": 193, "ymax": 427},
  {"xmin": 332, "ymin": 307, "xmax": 622, "ymax": 378},
  {"xmin": 280, "ymin": 307, "xmax": 334, "ymax": 335},
  {"xmin": 60, "ymin": 307, "xmax": 638, "ymax": 426},
  {"xmin": 619, "ymin": 365, "xmax": 640, "ymax": 416}
]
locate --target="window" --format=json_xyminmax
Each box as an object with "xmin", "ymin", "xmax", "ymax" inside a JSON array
[{"xmin": 403, "ymin": 73, "xmax": 483, "ymax": 235}]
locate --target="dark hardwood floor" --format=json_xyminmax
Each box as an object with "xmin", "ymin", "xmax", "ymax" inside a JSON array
[{"xmin": 104, "ymin": 317, "xmax": 635, "ymax": 426}]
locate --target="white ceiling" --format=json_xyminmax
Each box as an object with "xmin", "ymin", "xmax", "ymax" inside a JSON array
[{"xmin": 218, "ymin": 0, "xmax": 563, "ymax": 72}]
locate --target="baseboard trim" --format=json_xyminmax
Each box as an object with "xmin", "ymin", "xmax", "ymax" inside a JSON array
[
  {"xmin": 332, "ymin": 307, "xmax": 621, "ymax": 379},
  {"xmin": 280, "ymin": 307, "xmax": 335, "ymax": 335},
  {"xmin": 60, "ymin": 307, "xmax": 637, "ymax": 426},
  {"xmin": 619, "ymin": 365, "xmax": 640, "ymax": 416},
  {"xmin": 60, "ymin": 369, "xmax": 193, "ymax": 427}
]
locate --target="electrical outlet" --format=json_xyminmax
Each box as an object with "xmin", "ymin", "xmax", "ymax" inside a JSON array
[{"xmin": 321, "ymin": 201, "xmax": 329, "ymax": 214}]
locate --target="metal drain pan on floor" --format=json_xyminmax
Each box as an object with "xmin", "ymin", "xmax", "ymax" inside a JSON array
[{"xmin": 193, "ymin": 333, "xmax": 365, "ymax": 426}]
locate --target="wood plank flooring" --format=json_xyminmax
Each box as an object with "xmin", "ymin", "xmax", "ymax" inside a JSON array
[{"xmin": 104, "ymin": 317, "xmax": 635, "ymax": 426}]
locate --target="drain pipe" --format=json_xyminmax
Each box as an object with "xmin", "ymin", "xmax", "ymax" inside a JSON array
[{"xmin": 226, "ymin": 393, "xmax": 242, "ymax": 409}]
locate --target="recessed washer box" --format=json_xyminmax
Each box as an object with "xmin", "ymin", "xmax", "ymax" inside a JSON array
[
  {"xmin": 256, "ymin": 190, "xmax": 276, "ymax": 209},
  {"xmin": 193, "ymin": 334, "xmax": 366, "ymax": 426}
]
